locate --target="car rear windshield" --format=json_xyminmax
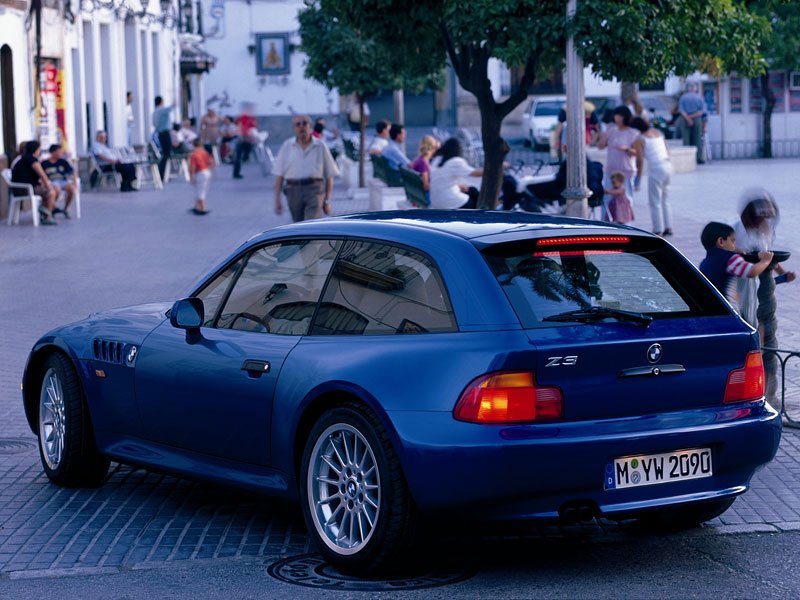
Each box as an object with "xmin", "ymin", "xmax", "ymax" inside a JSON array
[
  {"xmin": 534, "ymin": 101, "xmax": 563, "ymax": 116},
  {"xmin": 482, "ymin": 235, "xmax": 730, "ymax": 328}
]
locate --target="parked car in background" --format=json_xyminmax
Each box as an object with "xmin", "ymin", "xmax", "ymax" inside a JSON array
[
  {"xmin": 639, "ymin": 93, "xmax": 679, "ymax": 139},
  {"xmin": 522, "ymin": 95, "xmax": 566, "ymax": 150},
  {"xmin": 23, "ymin": 211, "xmax": 781, "ymax": 574}
]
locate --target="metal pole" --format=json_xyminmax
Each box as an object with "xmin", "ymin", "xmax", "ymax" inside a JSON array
[
  {"xmin": 562, "ymin": 0, "xmax": 590, "ymax": 218},
  {"xmin": 393, "ymin": 89, "xmax": 405, "ymax": 154}
]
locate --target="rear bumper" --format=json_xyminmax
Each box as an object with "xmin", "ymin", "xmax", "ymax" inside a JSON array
[{"xmin": 389, "ymin": 401, "xmax": 781, "ymax": 520}]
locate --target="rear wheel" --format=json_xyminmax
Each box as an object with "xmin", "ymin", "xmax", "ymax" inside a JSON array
[
  {"xmin": 299, "ymin": 403, "xmax": 417, "ymax": 574},
  {"xmin": 638, "ymin": 498, "xmax": 735, "ymax": 529},
  {"xmin": 38, "ymin": 353, "xmax": 109, "ymax": 487}
]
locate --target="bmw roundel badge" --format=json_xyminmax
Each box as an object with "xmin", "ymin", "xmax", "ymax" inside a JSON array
[
  {"xmin": 126, "ymin": 345, "xmax": 138, "ymax": 366},
  {"xmin": 647, "ymin": 343, "xmax": 662, "ymax": 364}
]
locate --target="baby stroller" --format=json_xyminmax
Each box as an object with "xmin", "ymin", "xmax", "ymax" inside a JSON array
[{"xmin": 508, "ymin": 159, "xmax": 604, "ymax": 216}]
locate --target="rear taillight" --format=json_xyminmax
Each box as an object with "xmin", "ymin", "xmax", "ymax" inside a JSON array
[
  {"xmin": 454, "ymin": 372, "xmax": 563, "ymax": 423},
  {"xmin": 723, "ymin": 351, "xmax": 765, "ymax": 403}
]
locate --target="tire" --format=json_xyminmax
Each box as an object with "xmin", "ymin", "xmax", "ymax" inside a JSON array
[
  {"xmin": 638, "ymin": 498, "xmax": 735, "ymax": 530},
  {"xmin": 37, "ymin": 353, "xmax": 110, "ymax": 487},
  {"xmin": 299, "ymin": 402, "xmax": 417, "ymax": 574}
]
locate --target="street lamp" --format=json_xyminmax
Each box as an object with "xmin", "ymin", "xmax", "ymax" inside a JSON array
[{"xmin": 562, "ymin": 0, "xmax": 590, "ymax": 218}]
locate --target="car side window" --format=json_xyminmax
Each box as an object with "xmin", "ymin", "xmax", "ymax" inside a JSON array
[
  {"xmin": 195, "ymin": 257, "xmax": 244, "ymax": 326},
  {"xmin": 311, "ymin": 240, "xmax": 457, "ymax": 335},
  {"xmin": 214, "ymin": 239, "xmax": 342, "ymax": 335}
]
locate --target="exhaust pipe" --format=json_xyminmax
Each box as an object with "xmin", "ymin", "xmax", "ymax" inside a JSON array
[{"xmin": 559, "ymin": 501, "xmax": 597, "ymax": 523}]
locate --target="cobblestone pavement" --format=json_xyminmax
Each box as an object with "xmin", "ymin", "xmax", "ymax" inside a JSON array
[{"xmin": 1, "ymin": 158, "xmax": 799, "ymax": 578}]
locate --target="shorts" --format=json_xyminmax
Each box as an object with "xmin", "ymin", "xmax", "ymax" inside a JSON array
[{"xmin": 193, "ymin": 169, "xmax": 212, "ymax": 201}]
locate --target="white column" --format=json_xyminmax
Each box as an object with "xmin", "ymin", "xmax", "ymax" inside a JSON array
[
  {"xmin": 89, "ymin": 19, "xmax": 104, "ymax": 139},
  {"xmin": 143, "ymin": 29, "xmax": 154, "ymax": 135},
  {"xmin": 127, "ymin": 22, "xmax": 145, "ymax": 145}
]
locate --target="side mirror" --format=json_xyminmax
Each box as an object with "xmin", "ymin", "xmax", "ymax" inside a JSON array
[{"xmin": 170, "ymin": 297, "xmax": 204, "ymax": 331}]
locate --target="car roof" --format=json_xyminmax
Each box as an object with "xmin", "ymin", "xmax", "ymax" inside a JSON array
[{"xmin": 249, "ymin": 210, "xmax": 653, "ymax": 246}]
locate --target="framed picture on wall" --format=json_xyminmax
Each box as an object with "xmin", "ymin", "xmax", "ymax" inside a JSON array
[{"xmin": 255, "ymin": 33, "xmax": 290, "ymax": 75}]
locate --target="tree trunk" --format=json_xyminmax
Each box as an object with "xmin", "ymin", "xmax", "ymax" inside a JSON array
[
  {"xmin": 477, "ymin": 101, "xmax": 506, "ymax": 209},
  {"xmin": 359, "ymin": 98, "xmax": 366, "ymax": 187},
  {"xmin": 621, "ymin": 82, "xmax": 638, "ymax": 109},
  {"xmin": 761, "ymin": 73, "xmax": 774, "ymax": 159}
]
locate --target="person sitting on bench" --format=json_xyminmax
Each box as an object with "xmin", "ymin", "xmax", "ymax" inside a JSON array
[{"xmin": 92, "ymin": 130, "xmax": 138, "ymax": 192}]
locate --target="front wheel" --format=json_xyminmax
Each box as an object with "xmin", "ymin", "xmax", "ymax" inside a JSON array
[
  {"xmin": 299, "ymin": 403, "xmax": 417, "ymax": 574},
  {"xmin": 38, "ymin": 353, "xmax": 109, "ymax": 487}
]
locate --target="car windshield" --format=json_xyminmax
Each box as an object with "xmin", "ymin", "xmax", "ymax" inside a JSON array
[
  {"xmin": 534, "ymin": 101, "xmax": 563, "ymax": 116},
  {"xmin": 482, "ymin": 236, "xmax": 730, "ymax": 328}
]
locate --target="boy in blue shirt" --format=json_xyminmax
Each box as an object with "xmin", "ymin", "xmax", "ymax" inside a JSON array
[{"xmin": 699, "ymin": 222, "xmax": 772, "ymax": 306}]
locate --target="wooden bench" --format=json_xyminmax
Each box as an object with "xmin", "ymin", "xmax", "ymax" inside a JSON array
[
  {"xmin": 371, "ymin": 155, "xmax": 404, "ymax": 187},
  {"xmin": 400, "ymin": 168, "xmax": 428, "ymax": 208}
]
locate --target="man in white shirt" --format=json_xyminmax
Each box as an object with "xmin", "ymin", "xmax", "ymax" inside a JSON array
[
  {"xmin": 125, "ymin": 91, "xmax": 134, "ymax": 146},
  {"xmin": 273, "ymin": 114, "xmax": 340, "ymax": 222},
  {"xmin": 178, "ymin": 119, "xmax": 199, "ymax": 152},
  {"xmin": 92, "ymin": 130, "xmax": 137, "ymax": 191},
  {"xmin": 368, "ymin": 120, "xmax": 391, "ymax": 155}
]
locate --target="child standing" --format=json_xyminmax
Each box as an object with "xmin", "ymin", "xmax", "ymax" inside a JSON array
[
  {"xmin": 605, "ymin": 171, "xmax": 634, "ymax": 224},
  {"xmin": 188, "ymin": 138, "xmax": 214, "ymax": 215},
  {"xmin": 698, "ymin": 221, "xmax": 773, "ymax": 306}
]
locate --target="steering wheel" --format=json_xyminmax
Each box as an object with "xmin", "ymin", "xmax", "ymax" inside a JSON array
[{"xmin": 228, "ymin": 312, "xmax": 271, "ymax": 333}]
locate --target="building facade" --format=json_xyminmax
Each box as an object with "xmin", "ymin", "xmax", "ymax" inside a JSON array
[
  {"xmin": 201, "ymin": 0, "xmax": 339, "ymax": 141},
  {"xmin": 0, "ymin": 0, "xmax": 34, "ymax": 165},
  {"xmin": 0, "ymin": 0, "xmax": 183, "ymax": 162}
]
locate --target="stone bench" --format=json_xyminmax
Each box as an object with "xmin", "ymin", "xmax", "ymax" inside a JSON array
[{"xmin": 368, "ymin": 177, "xmax": 408, "ymax": 211}]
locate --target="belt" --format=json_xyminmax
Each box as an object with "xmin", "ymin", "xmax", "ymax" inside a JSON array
[{"xmin": 285, "ymin": 178, "xmax": 322, "ymax": 186}]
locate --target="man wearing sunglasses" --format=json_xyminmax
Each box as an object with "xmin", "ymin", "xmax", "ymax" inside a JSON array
[{"xmin": 273, "ymin": 115, "xmax": 340, "ymax": 222}]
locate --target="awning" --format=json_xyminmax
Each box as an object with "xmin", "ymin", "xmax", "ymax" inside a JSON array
[{"xmin": 180, "ymin": 44, "xmax": 216, "ymax": 75}]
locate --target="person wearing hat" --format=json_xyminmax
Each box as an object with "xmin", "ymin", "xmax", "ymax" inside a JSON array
[{"xmin": 554, "ymin": 100, "xmax": 599, "ymax": 159}]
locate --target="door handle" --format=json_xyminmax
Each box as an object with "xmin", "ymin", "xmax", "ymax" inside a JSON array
[{"xmin": 241, "ymin": 359, "xmax": 271, "ymax": 377}]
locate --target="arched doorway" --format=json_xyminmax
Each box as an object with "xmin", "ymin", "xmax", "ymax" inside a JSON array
[{"xmin": 1, "ymin": 44, "xmax": 17, "ymax": 162}]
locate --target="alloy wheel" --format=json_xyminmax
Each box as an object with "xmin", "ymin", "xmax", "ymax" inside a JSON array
[
  {"xmin": 39, "ymin": 367, "xmax": 66, "ymax": 470},
  {"xmin": 307, "ymin": 423, "xmax": 381, "ymax": 555}
]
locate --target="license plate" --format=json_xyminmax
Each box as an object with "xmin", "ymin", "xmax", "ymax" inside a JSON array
[{"xmin": 604, "ymin": 448, "xmax": 713, "ymax": 490}]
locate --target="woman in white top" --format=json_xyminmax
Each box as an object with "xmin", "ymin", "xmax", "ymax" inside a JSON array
[
  {"xmin": 429, "ymin": 138, "xmax": 483, "ymax": 209},
  {"xmin": 631, "ymin": 116, "xmax": 674, "ymax": 236}
]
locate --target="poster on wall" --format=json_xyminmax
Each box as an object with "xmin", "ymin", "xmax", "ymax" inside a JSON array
[
  {"xmin": 749, "ymin": 78, "xmax": 762, "ymax": 113},
  {"xmin": 702, "ymin": 81, "xmax": 718, "ymax": 114},
  {"xmin": 750, "ymin": 73, "xmax": 786, "ymax": 113},
  {"xmin": 36, "ymin": 61, "xmax": 66, "ymax": 149},
  {"xmin": 729, "ymin": 76, "xmax": 742, "ymax": 113},
  {"xmin": 790, "ymin": 90, "xmax": 800, "ymax": 112},
  {"xmin": 255, "ymin": 33, "xmax": 290, "ymax": 75},
  {"xmin": 768, "ymin": 71, "xmax": 785, "ymax": 113}
]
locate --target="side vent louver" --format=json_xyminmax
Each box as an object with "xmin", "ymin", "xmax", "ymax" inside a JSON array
[{"xmin": 92, "ymin": 339, "xmax": 126, "ymax": 364}]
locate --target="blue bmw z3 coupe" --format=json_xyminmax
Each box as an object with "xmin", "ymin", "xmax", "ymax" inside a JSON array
[{"xmin": 22, "ymin": 211, "xmax": 780, "ymax": 572}]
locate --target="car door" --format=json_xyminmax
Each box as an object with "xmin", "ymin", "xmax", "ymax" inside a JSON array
[{"xmin": 134, "ymin": 238, "xmax": 342, "ymax": 465}]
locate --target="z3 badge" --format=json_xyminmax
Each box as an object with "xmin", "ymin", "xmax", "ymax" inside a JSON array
[{"xmin": 546, "ymin": 356, "xmax": 578, "ymax": 367}]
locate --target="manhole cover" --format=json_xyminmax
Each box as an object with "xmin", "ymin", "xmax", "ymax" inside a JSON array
[
  {"xmin": 0, "ymin": 438, "xmax": 38, "ymax": 455},
  {"xmin": 267, "ymin": 553, "xmax": 476, "ymax": 591}
]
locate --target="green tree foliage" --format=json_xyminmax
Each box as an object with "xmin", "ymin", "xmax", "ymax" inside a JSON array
[
  {"xmin": 746, "ymin": 0, "xmax": 800, "ymax": 157},
  {"xmin": 318, "ymin": 0, "xmax": 770, "ymax": 206},
  {"xmin": 298, "ymin": 2, "xmax": 442, "ymax": 185}
]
